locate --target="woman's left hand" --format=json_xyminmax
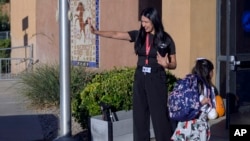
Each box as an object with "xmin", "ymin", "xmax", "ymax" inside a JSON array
[{"xmin": 157, "ymin": 52, "xmax": 169, "ymax": 68}]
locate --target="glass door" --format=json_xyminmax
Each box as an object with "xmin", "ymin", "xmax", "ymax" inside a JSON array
[
  {"xmin": 232, "ymin": 0, "xmax": 250, "ymax": 107},
  {"xmin": 218, "ymin": 0, "xmax": 250, "ymax": 128}
]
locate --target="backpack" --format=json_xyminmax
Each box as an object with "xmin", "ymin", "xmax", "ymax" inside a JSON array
[{"xmin": 168, "ymin": 74, "xmax": 205, "ymax": 121}]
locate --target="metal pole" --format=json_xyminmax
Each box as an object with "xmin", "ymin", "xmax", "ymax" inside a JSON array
[
  {"xmin": 54, "ymin": 0, "xmax": 76, "ymax": 141},
  {"xmin": 225, "ymin": 0, "xmax": 231, "ymax": 129},
  {"xmin": 59, "ymin": 0, "xmax": 71, "ymax": 136},
  {"xmin": 215, "ymin": 0, "xmax": 221, "ymax": 90}
]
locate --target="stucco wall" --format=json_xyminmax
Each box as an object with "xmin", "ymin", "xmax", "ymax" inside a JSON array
[
  {"xmin": 163, "ymin": 0, "xmax": 191, "ymax": 78},
  {"xmin": 36, "ymin": 0, "xmax": 59, "ymax": 63},
  {"xmin": 10, "ymin": 0, "xmax": 59, "ymax": 72},
  {"xmin": 10, "ymin": 0, "xmax": 36, "ymax": 72},
  {"xmin": 10, "ymin": 0, "xmax": 217, "ymax": 81},
  {"xmin": 190, "ymin": 0, "xmax": 217, "ymax": 82},
  {"xmin": 10, "ymin": 0, "xmax": 139, "ymax": 71},
  {"xmin": 190, "ymin": 0, "xmax": 217, "ymax": 77},
  {"xmin": 98, "ymin": 0, "xmax": 139, "ymax": 70},
  {"xmin": 163, "ymin": 0, "xmax": 216, "ymax": 79},
  {"xmin": 11, "ymin": 0, "xmax": 36, "ymax": 47}
]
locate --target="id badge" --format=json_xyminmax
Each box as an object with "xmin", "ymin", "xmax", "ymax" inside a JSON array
[{"xmin": 142, "ymin": 66, "xmax": 151, "ymax": 73}]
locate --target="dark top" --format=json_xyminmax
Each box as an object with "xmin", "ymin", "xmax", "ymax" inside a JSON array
[{"xmin": 128, "ymin": 30, "xmax": 176, "ymax": 67}]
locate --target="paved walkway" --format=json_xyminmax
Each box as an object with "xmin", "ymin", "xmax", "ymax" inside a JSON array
[
  {"xmin": 0, "ymin": 80, "xmax": 238, "ymax": 141},
  {"xmin": 209, "ymin": 116, "xmax": 229, "ymax": 141},
  {"xmin": 0, "ymin": 80, "xmax": 44, "ymax": 141}
]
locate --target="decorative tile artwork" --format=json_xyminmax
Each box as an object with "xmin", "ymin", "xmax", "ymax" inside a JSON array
[{"xmin": 70, "ymin": 0, "xmax": 99, "ymax": 67}]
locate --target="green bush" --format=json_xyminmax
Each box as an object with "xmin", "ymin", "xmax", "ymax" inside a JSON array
[
  {"xmin": 70, "ymin": 66, "xmax": 96, "ymax": 128},
  {"xmin": 73, "ymin": 67, "xmax": 177, "ymax": 128},
  {"xmin": 18, "ymin": 64, "xmax": 60, "ymax": 106},
  {"xmin": 166, "ymin": 71, "xmax": 178, "ymax": 92},
  {"xmin": 0, "ymin": 39, "xmax": 11, "ymax": 72},
  {"xmin": 18, "ymin": 64, "xmax": 178, "ymax": 129},
  {"xmin": 18, "ymin": 63, "xmax": 96, "ymax": 107},
  {"xmin": 80, "ymin": 67, "xmax": 135, "ymax": 116},
  {"xmin": 0, "ymin": 39, "xmax": 10, "ymax": 57}
]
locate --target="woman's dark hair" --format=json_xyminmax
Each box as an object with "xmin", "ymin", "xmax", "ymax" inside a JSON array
[
  {"xmin": 134, "ymin": 7, "xmax": 170, "ymax": 54},
  {"xmin": 192, "ymin": 58, "xmax": 214, "ymax": 86}
]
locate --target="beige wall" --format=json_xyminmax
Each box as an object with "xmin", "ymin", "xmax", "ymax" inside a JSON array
[
  {"xmin": 98, "ymin": 0, "xmax": 139, "ymax": 70},
  {"xmin": 10, "ymin": 0, "xmax": 217, "ymax": 81},
  {"xmin": 163, "ymin": 0, "xmax": 217, "ymax": 80},
  {"xmin": 11, "ymin": 0, "xmax": 139, "ymax": 71},
  {"xmin": 163, "ymin": 0, "xmax": 191, "ymax": 78},
  {"xmin": 11, "ymin": 0, "xmax": 36, "ymax": 47},
  {"xmin": 36, "ymin": 0, "xmax": 59, "ymax": 63},
  {"xmin": 10, "ymin": 0, "xmax": 59, "ymax": 73},
  {"xmin": 10, "ymin": 0, "xmax": 36, "ymax": 72},
  {"xmin": 190, "ymin": 0, "xmax": 217, "ymax": 82}
]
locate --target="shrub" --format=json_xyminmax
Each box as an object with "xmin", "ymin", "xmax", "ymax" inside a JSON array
[
  {"xmin": 0, "ymin": 39, "xmax": 10, "ymax": 57},
  {"xmin": 80, "ymin": 67, "xmax": 135, "ymax": 116},
  {"xmin": 0, "ymin": 39, "xmax": 11, "ymax": 72},
  {"xmin": 71, "ymin": 66, "xmax": 96, "ymax": 128},
  {"xmin": 73, "ymin": 67, "xmax": 177, "ymax": 128},
  {"xmin": 18, "ymin": 64, "xmax": 178, "ymax": 129},
  {"xmin": 166, "ymin": 71, "xmax": 178, "ymax": 92},
  {"xmin": 18, "ymin": 63, "xmax": 60, "ymax": 107},
  {"xmin": 18, "ymin": 63, "xmax": 96, "ymax": 108}
]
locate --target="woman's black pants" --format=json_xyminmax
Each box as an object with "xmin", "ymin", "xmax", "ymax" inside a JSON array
[{"xmin": 133, "ymin": 67, "xmax": 173, "ymax": 141}]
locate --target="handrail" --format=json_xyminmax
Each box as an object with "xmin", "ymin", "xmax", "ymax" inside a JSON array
[
  {"xmin": 0, "ymin": 45, "xmax": 32, "ymax": 51},
  {"xmin": 0, "ymin": 45, "xmax": 34, "ymax": 80}
]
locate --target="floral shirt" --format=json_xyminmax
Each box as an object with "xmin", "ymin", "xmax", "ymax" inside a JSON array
[{"xmin": 171, "ymin": 86, "xmax": 216, "ymax": 141}]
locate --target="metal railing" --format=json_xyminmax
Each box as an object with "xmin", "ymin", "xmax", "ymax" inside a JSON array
[
  {"xmin": 0, "ymin": 45, "xmax": 33, "ymax": 80},
  {"xmin": 0, "ymin": 31, "xmax": 10, "ymax": 39}
]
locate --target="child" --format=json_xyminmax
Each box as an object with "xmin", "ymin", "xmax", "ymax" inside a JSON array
[{"xmin": 171, "ymin": 58, "xmax": 216, "ymax": 141}]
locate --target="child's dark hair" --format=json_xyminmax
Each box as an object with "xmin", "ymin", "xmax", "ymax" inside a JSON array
[{"xmin": 191, "ymin": 58, "xmax": 214, "ymax": 86}]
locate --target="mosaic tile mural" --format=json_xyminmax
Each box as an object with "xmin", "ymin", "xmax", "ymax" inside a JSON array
[{"xmin": 70, "ymin": 0, "xmax": 99, "ymax": 67}]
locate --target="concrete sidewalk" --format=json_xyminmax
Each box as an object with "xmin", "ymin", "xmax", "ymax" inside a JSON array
[
  {"xmin": 0, "ymin": 80, "xmax": 232, "ymax": 141},
  {"xmin": 209, "ymin": 116, "xmax": 229, "ymax": 141},
  {"xmin": 0, "ymin": 80, "xmax": 44, "ymax": 141}
]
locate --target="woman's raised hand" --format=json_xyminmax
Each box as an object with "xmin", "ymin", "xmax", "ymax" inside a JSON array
[{"xmin": 90, "ymin": 24, "xmax": 96, "ymax": 34}]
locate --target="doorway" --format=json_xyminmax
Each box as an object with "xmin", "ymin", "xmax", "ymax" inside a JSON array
[
  {"xmin": 218, "ymin": 0, "xmax": 250, "ymax": 126},
  {"xmin": 232, "ymin": 0, "xmax": 250, "ymax": 106}
]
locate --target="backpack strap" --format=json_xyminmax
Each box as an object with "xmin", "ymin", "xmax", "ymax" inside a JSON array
[{"xmin": 192, "ymin": 74, "xmax": 216, "ymax": 108}]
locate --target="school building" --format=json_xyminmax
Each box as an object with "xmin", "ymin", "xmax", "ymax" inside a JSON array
[{"xmin": 9, "ymin": 0, "xmax": 250, "ymax": 107}]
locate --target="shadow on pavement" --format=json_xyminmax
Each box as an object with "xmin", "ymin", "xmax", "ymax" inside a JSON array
[
  {"xmin": 0, "ymin": 114, "xmax": 58, "ymax": 141},
  {"xmin": 210, "ymin": 118, "xmax": 229, "ymax": 141}
]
